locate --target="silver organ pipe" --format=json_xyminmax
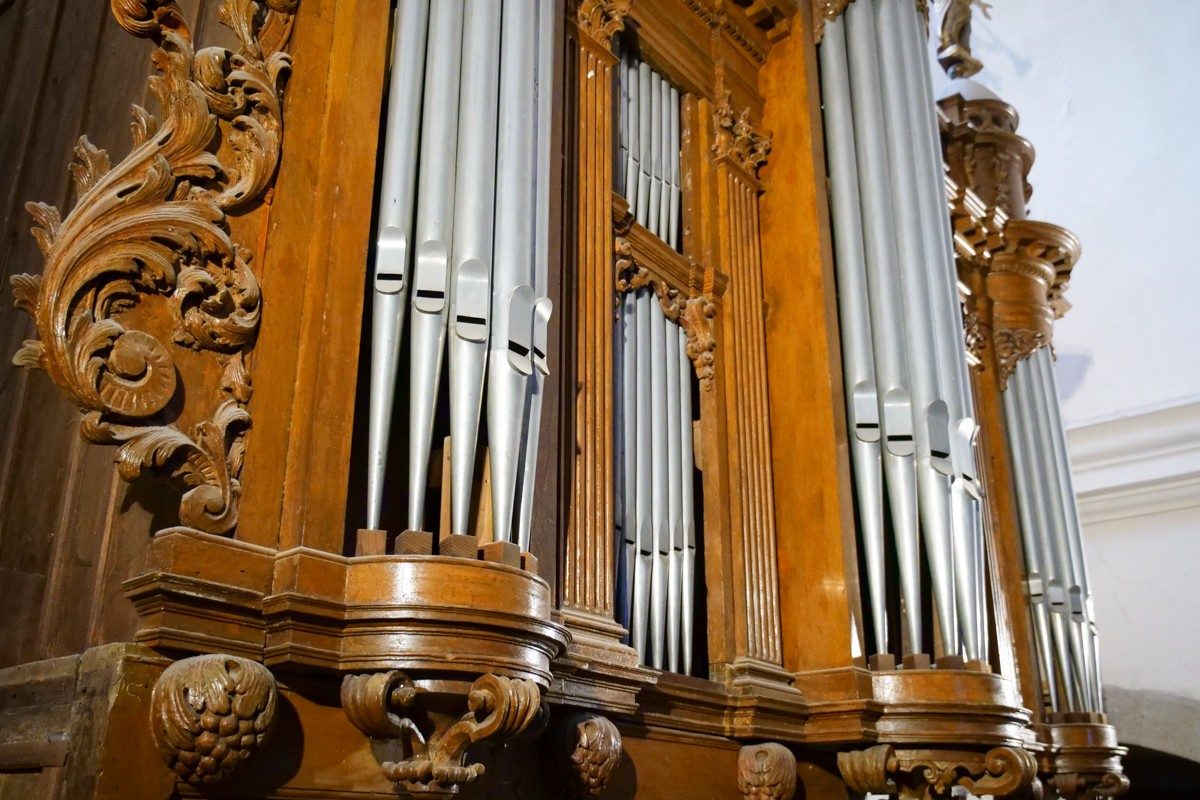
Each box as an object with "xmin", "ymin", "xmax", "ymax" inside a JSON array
[
  {"xmin": 367, "ymin": 0, "xmax": 430, "ymax": 532},
  {"xmin": 821, "ymin": 0, "xmax": 991, "ymax": 663},
  {"xmin": 365, "ymin": 0, "xmax": 554, "ymax": 548},
  {"xmin": 615, "ymin": 48, "xmax": 695, "ymax": 673}
]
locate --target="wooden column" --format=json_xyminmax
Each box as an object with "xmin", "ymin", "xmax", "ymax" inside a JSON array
[{"xmin": 709, "ymin": 94, "xmax": 788, "ymax": 685}]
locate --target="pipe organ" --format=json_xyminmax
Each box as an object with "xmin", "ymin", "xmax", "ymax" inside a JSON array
[{"xmin": 0, "ymin": 0, "xmax": 1133, "ymax": 799}]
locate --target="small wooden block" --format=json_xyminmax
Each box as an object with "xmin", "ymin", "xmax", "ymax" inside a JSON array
[
  {"xmin": 478, "ymin": 540, "xmax": 522, "ymax": 568},
  {"xmin": 935, "ymin": 654, "xmax": 966, "ymax": 671},
  {"xmin": 901, "ymin": 653, "xmax": 933, "ymax": 670},
  {"xmin": 867, "ymin": 653, "xmax": 897, "ymax": 672},
  {"xmin": 439, "ymin": 533, "xmax": 478, "ymax": 559},
  {"xmin": 395, "ymin": 530, "xmax": 434, "ymax": 556},
  {"xmin": 964, "ymin": 658, "xmax": 991, "ymax": 674},
  {"xmin": 520, "ymin": 552, "xmax": 539, "ymax": 575},
  {"xmin": 355, "ymin": 528, "xmax": 388, "ymax": 557}
]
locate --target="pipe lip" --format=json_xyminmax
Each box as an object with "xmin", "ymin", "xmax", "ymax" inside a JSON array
[{"xmin": 937, "ymin": 77, "xmax": 1002, "ymax": 102}]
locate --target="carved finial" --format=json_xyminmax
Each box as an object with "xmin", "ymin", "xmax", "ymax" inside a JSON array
[
  {"xmin": 150, "ymin": 654, "xmax": 278, "ymax": 784},
  {"xmin": 556, "ymin": 712, "xmax": 623, "ymax": 797},
  {"xmin": 738, "ymin": 743, "xmax": 797, "ymax": 800},
  {"xmin": 712, "ymin": 93, "xmax": 772, "ymax": 178},
  {"xmin": 575, "ymin": 0, "xmax": 631, "ymax": 47},
  {"xmin": 342, "ymin": 671, "xmax": 547, "ymax": 797},
  {"xmin": 938, "ymin": 0, "xmax": 993, "ymax": 79}
]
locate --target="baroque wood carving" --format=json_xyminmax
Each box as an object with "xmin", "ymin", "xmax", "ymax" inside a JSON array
[
  {"xmin": 839, "ymin": 744, "xmax": 1039, "ymax": 800},
  {"xmin": 809, "ymin": 0, "xmax": 852, "ymax": 43},
  {"xmin": 713, "ymin": 93, "xmax": 772, "ymax": 180},
  {"xmin": 9, "ymin": 0, "xmax": 297, "ymax": 534},
  {"xmin": 575, "ymin": 0, "xmax": 631, "ymax": 48},
  {"xmin": 938, "ymin": 0, "xmax": 993, "ymax": 78},
  {"xmin": 737, "ymin": 742, "xmax": 797, "ymax": 800},
  {"xmin": 149, "ymin": 653, "xmax": 279, "ymax": 784},
  {"xmin": 342, "ymin": 670, "xmax": 546, "ymax": 797},
  {"xmin": 555, "ymin": 711, "xmax": 623, "ymax": 798}
]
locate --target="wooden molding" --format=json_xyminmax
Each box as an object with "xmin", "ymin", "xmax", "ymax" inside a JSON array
[
  {"xmin": 8, "ymin": 0, "xmax": 298, "ymax": 535},
  {"xmin": 737, "ymin": 742, "xmax": 797, "ymax": 800},
  {"xmin": 341, "ymin": 670, "xmax": 545, "ymax": 797},
  {"xmin": 149, "ymin": 653, "xmax": 278, "ymax": 785}
]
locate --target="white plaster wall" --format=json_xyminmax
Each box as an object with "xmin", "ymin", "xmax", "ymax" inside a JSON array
[{"xmin": 966, "ymin": 1, "xmax": 1200, "ymax": 427}]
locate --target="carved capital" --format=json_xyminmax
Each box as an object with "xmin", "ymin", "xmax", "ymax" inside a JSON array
[
  {"xmin": 738, "ymin": 742, "xmax": 797, "ymax": 800},
  {"xmin": 10, "ymin": 0, "xmax": 298, "ymax": 534},
  {"xmin": 342, "ymin": 671, "xmax": 547, "ymax": 797},
  {"xmin": 810, "ymin": 0, "xmax": 852, "ymax": 43},
  {"xmin": 840, "ymin": 745, "xmax": 1039, "ymax": 800},
  {"xmin": 575, "ymin": 0, "xmax": 630, "ymax": 49},
  {"xmin": 150, "ymin": 654, "xmax": 278, "ymax": 784},
  {"xmin": 555, "ymin": 712, "xmax": 623, "ymax": 797},
  {"xmin": 713, "ymin": 94, "xmax": 772, "ymax": 179}
]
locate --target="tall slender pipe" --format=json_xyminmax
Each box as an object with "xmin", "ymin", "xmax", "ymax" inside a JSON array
[
  {"xmin": 636, "ymin": 64, "xmax": 652, "ymax": 227},
  {"xmin": 665, "ymin": 319, "xmax": 684, "ymax": 671},
  {"xmin": 844, "ymin": 0, "xmax": 926, "ymax": 656},
  {"xmin": 367, "ymin": 0, "xmax": 430, "ymax": 531},
  {"xmin": 668, "ymin": 86, "xmax": 681, "ymax": 251},
  {"xmin": 448, "ymin": 0, "xmax": 502, "ymax": 536},
  {"xmin": 678, "ymin": 326, "xmax": 696, "ymax": 674},
  {"xmin": 819, "ymin": 16, "xmax": 890, "ymax": 656},
  {"xmin": 648, "ymin": 299, "xmax": 670, "ymax": 668},
  {"xmin": 632, "ymin": 289, "xmax": 654, "ymax": 658}
]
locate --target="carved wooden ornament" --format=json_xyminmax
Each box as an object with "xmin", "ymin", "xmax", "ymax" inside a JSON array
[
  {"xmin": 839, "ymin": 744, "xmax": 1039, "ymax": 800},
  {"xmin": 149, "ymin": 653, "xmax": 279, "ymax": 784},
  {"xmin": 342, "ymin": 671, "xmax": 547, "ymax": 797},
  {"xmin": 557, "ymin": 711, "xmax": 623, "ymax": 797},
  {"xmin": 737, "ymin": 742, "xmax": 798, "ymax": 800},
  {"xmin": 9, "ymin": 0, "xmax": 298, "ymax": 534}
]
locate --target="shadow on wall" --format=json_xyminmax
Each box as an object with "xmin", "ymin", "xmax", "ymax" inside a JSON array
[
  {"xmin": 1106, "ymin": 685, "xmax": 1200, "ymax": 796},
  {"xmin": 1123, "ymin": 745, "xmax": 1200, "ymax": 799}
]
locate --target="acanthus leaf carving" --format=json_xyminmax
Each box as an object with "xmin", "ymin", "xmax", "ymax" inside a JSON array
[
  {"xmin": 10, "ymin": 0, "xmax": 297, "ymax": 535},
  {"xmin": 713, "ymin": 93, "xmax": 772, "ymax": 179},
  {"xmin": 839, "ymin": 745, "xmax": 1039, "ymax": 800},
  {"xmin": 682, "ymin": 294, "xmax": 717, "ymax": 390},
  {"xmin": 555, "ymin": 711, "xmax": 623, "ymax": 798},
  {"xmin": 149, "ymin": 653, "xmax": 278, "ymax": 785},
  {"xmin": 575, "ymin": 0, "xmax": 631, "ymax": 48},
  {"xmin": 738, "ymin": 742, "xmax": 798, "ymax": 800},
  {"xmin": 342, "ymin": 671, "xmax": 547, "ymax": 798}
]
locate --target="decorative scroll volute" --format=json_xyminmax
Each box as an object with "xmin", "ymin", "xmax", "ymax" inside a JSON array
[
  {"xmin": 737, "ymin": 742, "xmax": 797, "ymax": 800},
  {"xmin": 149, "ymin": 654, "xmax": 279, "ymax": 784},
  {"xmin": 840, "ymin": 744, "xmax": 1039, "ymax": 800},
  {"xmin": 9, "ymin": 0, "xmax": 297, "ymax": 534},
  {"xmin": 713, "ymin": 93, "xmax": 772, "ymax": 181},
  {"xmin": 341, "ymin": 671, "xmax": 547, "ymax": 797}
]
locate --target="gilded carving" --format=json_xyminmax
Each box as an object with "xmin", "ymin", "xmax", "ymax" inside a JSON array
[
  {"xmin": 737, "ymin": 742, "xmax": 797, "ymax": 800},
  {"xmin": 713, "ymin": 94, "xmax": 772, "ymax": 179},
  {"xmin": 810, "ymin": 0, "xmax": 852, "ymax": 43},
  {"xmin": 840, "ymin": 745, "xmax": 1039, "ymax": 800},
  {"xmin": 10, "ymin": 0, "xmax": 296, "ymax": 535},
  {"xmin": 575, "ymin": 0, "xmax": 631, "ymax": 47},
  {"xmin": 993, "ymin": 328, "xmax": 1047, "ymax": 388},
  {"xmin": 557, "ymin": 712, "xmax": 623, "ymax": 797},
  {"xmin": 342, "ymin": 671, "xmax": 547, "ymax": 797},
  {"xmin": 149, "ymin": 654, "xmax": 278, "ymax": 784},
  {"xmin": 937, "ymin": 0, "xmax": 993, "ymax": 79}
]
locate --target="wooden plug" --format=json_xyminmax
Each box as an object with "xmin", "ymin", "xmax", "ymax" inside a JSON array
[
  {"xmin": 439, "ymin": 533, "xmax": 478, "ymax": 560},
  {"xmin": 478, "ymin": 540, "xmax": 522, "ymax": 568},
  {"xmin": 355, "ymin": 528, "xmax": 388, "ymax": 557},
  {"xmin": 964, "ymin": 658, "xmax": 991, "ymax": 674},
  {"xmin": 901, "ymin": 653, "xmax": 933, "ymax": 670},
  {"xmin": 935, "ymin": 654, "xmax": 966, "ymax": 671},
  {"xmin": 395, "ymin": 530, "xmax": 434, "ymax": 556},
  {"xmin": 520, "ymin": 552, "xmax": 539, "ymax": 575},
  {"xmin": 867, "ymin": 653, "xmax": 897, "ymax": 672}
]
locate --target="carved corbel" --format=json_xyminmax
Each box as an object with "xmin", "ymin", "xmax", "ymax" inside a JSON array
[
  {"xmin": 713, "ymin": 93, "xmax": 772, "ymax": 180},
  {"xmin": 574, "ymin": 0, "xmax": 631, "ymax": 49},
  {"xmin": 738, "ymin": 742, "xmax": 797, "ymax": 800},
  {"xmin": 554, "ymin": 711, "xmax": 623, "ymax": 798},
  {"xmin": 342, "ymin": 671, "xmax": 547, "ymax": 798},
  {"xmin": 150, "ymin": 654, "xmax": 279, "ymax": 784},
  {"xmin": 682, "ymin": 295, "xmax": 718, "ymax": 390},
  {"xmin": 9, "ymin": 0, "xmax": 298, "ymax": 534},
  {"xmin": 839, "ymin": 745, "xmax": 1040, "ymax": 800}
]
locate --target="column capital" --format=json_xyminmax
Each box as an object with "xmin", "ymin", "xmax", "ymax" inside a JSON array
[
  {"xmin": 712, "ymin": 93, "xmax": 772, "ymax": 180},
  {"xmin": 574, "ymin": 0, "xmax": 631, "ymax": 51}
]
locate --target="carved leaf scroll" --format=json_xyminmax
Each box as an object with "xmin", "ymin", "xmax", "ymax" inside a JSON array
[{"xmin": 9, "ymin": 0, "xmax": 297, "ymax": 535}]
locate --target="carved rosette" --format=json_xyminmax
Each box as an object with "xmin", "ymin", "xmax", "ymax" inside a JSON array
[
  {"xmin": 555, "ymin": 712, "xmax": 623, "ymax": 798},
  {"xmin": 737, "ymin": 742, "xmax": 797, "ymax": 800},
  {"xmin": 342, "ymin": 671, "xmax": 547, "ymax": 797},
  {"xmin": 9, "ymin": 0, "xmax": 297, "ymax": 534},
  {"xmin": 713, "ymin": 93, "xmax": 772, "ymax": 181},
  {"xmin": 575, "ymin": 0, "xmax": 631, "ymax": 49},
  {"xmin": 149, "ymin": 654, "xmax": 278, "ymax": 784},
  {"xmin": 839, "ymin": 745, "xmax": 1040, "ymax": 800}
]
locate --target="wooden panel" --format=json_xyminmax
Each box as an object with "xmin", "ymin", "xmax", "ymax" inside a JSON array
[{"xmin": 757, "ymin": 16, "xmax": 861, "ymax": 672}]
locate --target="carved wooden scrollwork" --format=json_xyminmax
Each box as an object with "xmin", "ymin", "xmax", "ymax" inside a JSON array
[
  {"xmin": 555, "ymin": 711, "xmax": 623, "ymax": 798},
  {"xmin": 839, "ymin": 744, "xmax": 1039, "ymax": 800},
  {"xmin": 1051, "ymin": 771, "xmax": 1130, "ymax": 800},
  {"xmin": 737, "ymin": 742, "xmax": 797, "ymax": 800},
  {"xmin": 341, "ymin": 671, "xmax": 547, "ymax": 797},
  {"xmin": 713, "ymin": 93, "xmax": 772, "ymax": 179},
  {"xmin": 149, "ymin": 653, "xmax": 279, "ymax": 784},
  {"xmin": 575, "ymin": 0, "xmax": 631, "ymax": 48},
  {"xmin": 9, "ymin": 0, "xmax": 297, "ymax": 535}
]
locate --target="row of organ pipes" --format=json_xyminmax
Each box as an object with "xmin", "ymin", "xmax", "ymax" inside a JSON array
[
  {"xmin": 613, "ymin": 44, "xmax": 699, "ymax": 675},
  {"xmin": 819, "ymin": 0, "xmax": 988, "ymax": 664},
  {"xmin": 365, "ymin": 0, "xmax": 553, "ymax": 549}
]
